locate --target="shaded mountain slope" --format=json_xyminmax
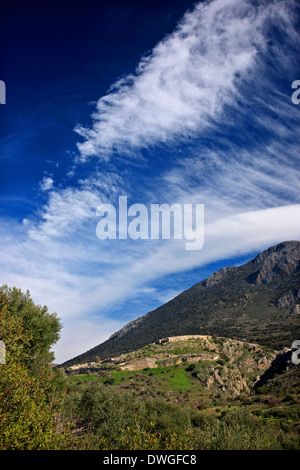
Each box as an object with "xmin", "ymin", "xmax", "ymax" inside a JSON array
[{"xmin": 61, "ymin": 241, "xmax": 300, "ymax": 367}]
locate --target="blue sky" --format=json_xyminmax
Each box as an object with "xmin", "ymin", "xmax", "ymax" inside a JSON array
[{"xmin": 1, "ymin": 0, "xmax": 300, "ymax": 364}]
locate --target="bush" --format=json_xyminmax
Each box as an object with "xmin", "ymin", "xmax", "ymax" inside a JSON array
[
  {"xmin": 0, "ymin": 284, "xmax": 62, "ymax": 373},
  {"xmin": 68, "ymin": 382, "xmax": 143, "ymax": 442},
  {"xmin": 104, "ymin": 376, "xmax": 116, "ymax": 385},
  {"xmin": 143, "ymin": 397, "xmax": 191, "ymax": 437},
  {"xmin": 0, "ymin": 292, "xmax": 68, "ymax": 450}
]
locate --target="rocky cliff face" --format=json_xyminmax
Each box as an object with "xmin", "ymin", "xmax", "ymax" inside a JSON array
[
  {"xmin": 275, "ymin": 289, "xmax": 300, "ymax": 309},
  {"xmin": 200, "ymin": 266, "xmax": 236, "ymax": 288},
  {"xmin": 247, "ymin": 241, "xmax": 300, "ymax": 284}
]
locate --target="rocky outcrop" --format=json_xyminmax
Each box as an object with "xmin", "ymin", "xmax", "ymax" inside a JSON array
[
  {"xmin": 201, "ymin": 266, "xmax": 236, "ymax": 287},
  {"xmin": 200, "ymin": 241, "xmax": 300, "ymax": 287},
  {"xmin": 121, "ymin": 357, "xmax": 157, "ymax": 371},
  {"xmin": 253, "ymin": 349, "xmax": 293, "ymax": 389},
  {"xmin": 247, "ymin": 240, "xmax": 300, "ymax": 284},
  {"xmin": 293, "ymin": 305, "xmax": 300, "ymax": 314},
  {"xmin": 275, "ymin": 289, "xmax": 300, "ymax": 310},
  {"xmin": 158, "ymin": 335, "xmax": 209, "ymax": 343}
]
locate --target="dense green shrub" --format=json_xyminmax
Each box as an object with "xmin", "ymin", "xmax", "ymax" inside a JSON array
[
  {"xmin": 0, "ymin": 285, "xmax": 62, "ymax": 373},
  {"xmin": 0, "ymin": 292, "xmax": 69, "ymax": 450},
  {"xmin": 61, "ymin": 377, "xmax": 291, "ymax": 450},
  {"xmin": 67, "ymin": 382, "xmax": 144, "ymax": 441}
]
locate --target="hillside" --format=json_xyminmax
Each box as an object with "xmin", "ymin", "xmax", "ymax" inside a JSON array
[
  {"xmin": 61, "ymin": 333, "xmax": 300, "ymax": 450},
  {"xmin": 61, "ymin": 240, "xmax": 300, "ymax": 367},
  {"xmin": 64, "ymin": 335, "xmax": 279, "ymax": 402}
]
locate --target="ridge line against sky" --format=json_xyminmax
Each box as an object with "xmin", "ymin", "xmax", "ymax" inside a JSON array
[{"xmin": 0, "ymin": 0, "xmax": 300, "ymax": 363}]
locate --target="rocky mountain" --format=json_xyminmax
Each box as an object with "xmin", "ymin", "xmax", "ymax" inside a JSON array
[{"xmin": 61, "ymin": 241, "xmax": 300, "ymax": 367}]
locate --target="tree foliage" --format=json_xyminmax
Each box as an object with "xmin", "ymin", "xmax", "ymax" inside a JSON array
[
  {"xmin": 0, "ymin": 288, "xmax": 68, "ymax": 449},
  {"xmin": 0, "ymin": 284, "xmax": 62, "ymax": 372}
]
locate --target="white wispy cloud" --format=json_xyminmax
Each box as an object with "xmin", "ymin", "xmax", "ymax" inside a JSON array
[
  {"xmin": 74, "ymin": 0, "xmax": 298, "ymax": 160},
  {"xmin": 28, "ymin": 187, "xmax": 100, "ymax": 241},
  {"xmin": 39, "ymin": 176, "xmax": 54, "ymax": 192},
  {"xmin": 161, "ymin": 143, "xmax": 300, "ymax": 221}
]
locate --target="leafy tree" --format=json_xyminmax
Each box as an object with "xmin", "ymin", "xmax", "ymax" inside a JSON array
[
  {"xmin": 0, "ymin": 284, "xmax": 62, "ymax": 372},
  {"xmin": 0, "ymin": 290, "xmax": 69, "ymax": 449}
]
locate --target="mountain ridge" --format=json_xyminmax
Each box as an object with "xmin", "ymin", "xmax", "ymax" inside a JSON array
[{"xmin": 61, "ymin": 240, "xmax": 300, "ymax": 367}]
